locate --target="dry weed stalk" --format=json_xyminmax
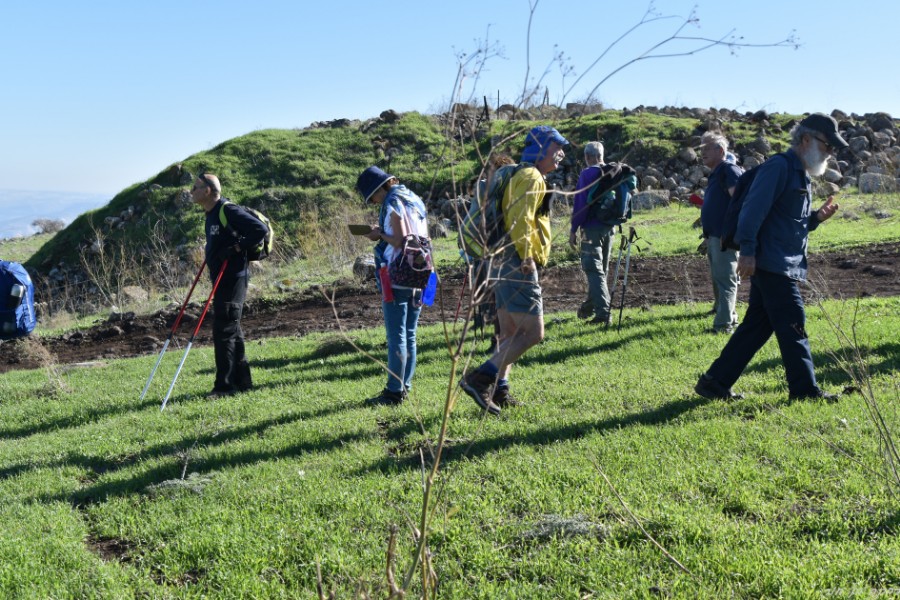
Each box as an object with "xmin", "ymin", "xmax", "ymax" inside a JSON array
[
  {"xmin": 592, "ymin": 459, "xmax": 695, "ymax": 578},
  {"xmin": 814, "ymin": 295, "xmax": 900, "ymax": 497}
]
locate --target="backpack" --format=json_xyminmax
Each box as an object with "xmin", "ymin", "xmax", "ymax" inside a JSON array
[
  {"xmin": 459, "ymin": 163, "xmax": 529, "ymax": 259},
  {"xmin": 586, "ymin": 163, "xmax": 638, "ymax": 225},
  {"xmin": 219, "ymin": 200, "xmax": 273, "ymax": 261},
  {"xmin": 381, "ymin": 191, "xmax": 433, "ymax": 289},
  {"xmin": 720, "ymin": 153, "xmax": 787, "ymax": 251},
  {"xmin": 0, "ymin": 260, "xmax": 37, "ymax": 340}
]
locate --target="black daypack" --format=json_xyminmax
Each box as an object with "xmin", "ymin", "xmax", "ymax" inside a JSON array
[
  {"xmin": 459, "ymin": 163, "xmax": 531, "ymax": 259},
  {"xmin": 720, "ymin": 153, "xmax": 788, "ymax": 251},
  {"xmin": 586, "ymin": 163, "xmax": 638, "ymax": 225},
  {"xmin": 0, "ymin": 260, "xmax": 37, "ymax": 340},
  {"xmin": 218, "ymin": 200, "xmax": 273, "ymax": 261}
]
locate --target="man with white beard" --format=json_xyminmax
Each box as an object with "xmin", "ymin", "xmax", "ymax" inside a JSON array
[{"xmin": 694, "ymin": 113, "xmax": 848, "ymax": 401}]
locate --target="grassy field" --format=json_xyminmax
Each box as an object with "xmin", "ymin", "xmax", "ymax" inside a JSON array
[{"xmin": 1, "ymin": 294, "xmax": 898, "ymax": 597}]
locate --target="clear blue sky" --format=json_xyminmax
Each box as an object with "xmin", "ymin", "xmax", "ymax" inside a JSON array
[{"xmin": 1, "ymin": 0, "xmax": 896, "ymax": 196}]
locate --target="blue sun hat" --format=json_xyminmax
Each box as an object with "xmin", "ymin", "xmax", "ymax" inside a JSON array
[
  {"xmin": 357, "ymin": 166, "xmax": 395, "ymax": 204},
  {"xmin": 520, "ymin": 126, "xmax": 568, "ymax": 163}
]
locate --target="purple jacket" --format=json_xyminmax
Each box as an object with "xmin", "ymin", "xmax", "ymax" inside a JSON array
[{"xmin": 571, "ymin": 165, "xmax": 605, "ymax": 233}]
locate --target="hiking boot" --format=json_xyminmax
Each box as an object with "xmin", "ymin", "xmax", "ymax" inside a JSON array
[
  {"xmin": 460, "ymin": 370, "xmax": 501, "ymax": 416},
  {"xmin": 789, "ymin": 388, "xmax": 840, "ymax": 402},
  {"xmin": 694, "ymin": 374, "xmax": 743, "ymax": 400},
  {"xmin": 577, "ymin": 303, "xmax": 593, "ymax": 319},
  {"xmin": 493, "ymin": 387, "xmax": 521, "ymax": 408},
  {"xmin": 589, "ymin": 315, "xmax": 611, "ymax": 326},
  {"xmin": 367, "ymin": 388, "xmax": 404, "ymax": 406}
]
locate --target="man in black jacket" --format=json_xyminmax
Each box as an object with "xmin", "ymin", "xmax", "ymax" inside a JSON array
[{"xmin": 191, "ymin": 173, "xmax": 269, "ymax": 396}]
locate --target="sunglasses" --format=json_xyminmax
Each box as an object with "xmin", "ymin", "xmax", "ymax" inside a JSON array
[
  {"xmin": 811, "ymin": 135, "xmax": 834, "ymax": 153},
  {"xmin": 193, "ymin": 173, "xmax": 216, "ymax": 192}
]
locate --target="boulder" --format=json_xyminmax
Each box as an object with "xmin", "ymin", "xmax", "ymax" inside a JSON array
[
  {"xmin": 352, "ymin": 255, "xmax": 376, "ymax": 281},
  {"xmin": 858, "ymin": 172, "xmax": 897, "ymax": 193},
  {"xmin": 631, "ymin": 190, "xmax": 670, "ymax": 211}
]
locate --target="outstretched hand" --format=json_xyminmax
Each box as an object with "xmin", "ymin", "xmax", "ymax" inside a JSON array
[{"xmin": 816, "ymin": 196, "xmax": 840, "ymax": 222}]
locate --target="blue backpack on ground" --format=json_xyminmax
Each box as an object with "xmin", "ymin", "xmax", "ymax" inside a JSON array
[
  {"xmin": 0, "ymin": 260, "xmax": 37, "ymax": 340},
  {"xmin": 586, "ymin": 163, "xmax": 638, "ymax": 226},
  {"xmin": 720, "ymin": 153, "xmax": 788, "ymax": 251}
]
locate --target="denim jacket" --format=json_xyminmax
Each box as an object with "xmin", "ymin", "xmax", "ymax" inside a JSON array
[
  {"xmin": 373, "ymin": 184, "xmax": 426, "ymax": 281},
  {"xmin": 736, "ymin": 149, "xmax": 821, "ymax": 281}
]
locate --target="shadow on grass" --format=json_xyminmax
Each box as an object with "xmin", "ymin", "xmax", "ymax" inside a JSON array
[
  {"xmin": 357, "ymin": 395, "xmax": 711, "ymax": 475},
  {"xmin": 0, "ymin": 396, "xmax": 162, "ymax": 441},
  {"xmin": 4, "ymin": 396, "xmax": 369, "ymax": 490}
]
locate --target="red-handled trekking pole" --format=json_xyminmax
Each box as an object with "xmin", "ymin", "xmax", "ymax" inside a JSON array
[
  {"xmin": 139, "ymin": 258, "xmax": 208, "ymax": 401},
  {"xmin": 160, "ymin": 259, "xmax": 228, "ymax": 411}
]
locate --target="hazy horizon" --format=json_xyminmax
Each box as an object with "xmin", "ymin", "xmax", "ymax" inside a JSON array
[{"xmin": 0, "ymin": 189, "xmax": 109, "ymax": 240}]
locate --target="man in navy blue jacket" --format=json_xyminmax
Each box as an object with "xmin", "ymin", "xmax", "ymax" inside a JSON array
[
  {"xmin": 699, "ymin": 131, "xmax": 743, "ymax": 333},
  {"xmin": 191, "ymin": 173, "xmax": 269, "ymax": 397},
  {"xmin": 695, "ymin": 113, "xmax": 847, "ymax": 401}
]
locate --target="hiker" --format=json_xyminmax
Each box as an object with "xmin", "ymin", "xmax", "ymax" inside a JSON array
[
  {"xmin": 192, "ymin": 173, "xmax": 269, "ymax": 397},
  {"xmin": 568, "ymin": 141, "xmax": 617, "ymax": 325},
  {"xmin": 469, "ymin": 153, "xmax": 515, "ymax": 351},
  {"xmin": 695, "ymin": 113, "xmax": 848, "ymax": 401},
  {"xmin": 699, "ymin": 132, "xmax": 743, "ymax": 333},
  {"xmin": 460, "ymin": 125, "xmax": 568, "ymax": 415},
  {"xmin": 358, "ymin": 166, "xmax": 430, "ymax": 405}
]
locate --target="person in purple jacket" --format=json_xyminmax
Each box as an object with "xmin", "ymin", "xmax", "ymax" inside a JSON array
[
  {"xmin": 695, "ymin": 113, "xmax": 848, "ymax": 401},
  {"xmin": 569, "ymin": 141, "xmax": 616, "ymax": 325},
  {"xmin": 192, "ymin": 173, "xmax": 269, "ymax": 397}
]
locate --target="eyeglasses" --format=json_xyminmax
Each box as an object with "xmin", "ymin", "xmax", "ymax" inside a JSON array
[{"xmin": 811, "ymin": 135, "xmax": 834, "ymax": 154}]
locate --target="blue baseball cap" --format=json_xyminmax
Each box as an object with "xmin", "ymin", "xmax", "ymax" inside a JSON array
[{"xmin": 521, "ymin": 126, "xmax": 568, "ymax": 163}]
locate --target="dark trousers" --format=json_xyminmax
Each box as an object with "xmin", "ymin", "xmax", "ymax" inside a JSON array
[
  {"xmin": 707, "ymin": 269, "xmax": 818, "ymax": 397},
  {"xmin": 212, "ymin": 275, "xmax": 251, "ymax": 392}
]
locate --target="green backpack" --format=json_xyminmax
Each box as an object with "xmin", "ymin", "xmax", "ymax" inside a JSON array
[
  {"xmin": 459, "ymin": 163, "xmax": 529, "ymax": 259},
  {"xmin": 219, "ymin": 201, "xmax": 274, "ymax": 261}
]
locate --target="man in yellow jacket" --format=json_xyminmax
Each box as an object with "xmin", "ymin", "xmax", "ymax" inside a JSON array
[{"xmin": 460, "ymin": 125, "xmax": 568, "ymax": 415}]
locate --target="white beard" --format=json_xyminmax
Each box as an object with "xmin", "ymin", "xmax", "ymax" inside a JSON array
[{"xmin": 802, "ymin": 142, "xmax": 829, "ymax": 177}]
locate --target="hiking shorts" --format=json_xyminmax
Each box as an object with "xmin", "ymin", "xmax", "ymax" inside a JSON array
[{"xmin": 492, "ymin": 251, "xmax": 543, "ymax": 316}]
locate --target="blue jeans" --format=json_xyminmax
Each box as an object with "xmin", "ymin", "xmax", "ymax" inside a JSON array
[
  {"xmin": 707, "ymin": 236, "xmax": 739, "ymax": 330},
  {"xmin": 382, "ymin": 287, "xmax": 422, "ymax": 393},
  {"xmin": 580, "ymin": 224, "xmax": 614, "ymax": 319},
  {"xmin": 706, "ymin": 269, "xmax": 818, "ymax": 397}
]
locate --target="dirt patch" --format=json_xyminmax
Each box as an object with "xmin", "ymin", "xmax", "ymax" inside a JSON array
[{"xmin": 1, "ymin": 242, "xmax": 897, "ymax": 374}]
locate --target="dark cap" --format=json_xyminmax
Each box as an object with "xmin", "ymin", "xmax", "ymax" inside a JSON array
[
  {"xmin": 799, "ymin": 113, "xmax": 849, "ymax": 149},
  {"xmin": 356, "ymin": 166, "xmax": 395, "ymax": 204}
]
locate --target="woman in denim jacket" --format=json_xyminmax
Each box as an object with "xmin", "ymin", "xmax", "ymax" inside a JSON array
[{"xmin": 357, "ymin": 166, "xmax": 429, "ymax": 405}]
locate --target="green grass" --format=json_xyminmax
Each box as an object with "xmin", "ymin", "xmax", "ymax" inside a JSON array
[
  {"xmin": 0, "ymin": 232, "xmax": 56, "ymax": 264},
  {"xmin": 1, "ymin": 295, "xmax": 899, "ymax": 597}
]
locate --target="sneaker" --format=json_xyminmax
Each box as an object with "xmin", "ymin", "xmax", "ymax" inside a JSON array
[
  {"xmin": 493, "ymin": 387, "xmax": 521, "ymax": 408},
  {"xmin": 460, "ymin": 370, "xmax": 501, "ymax": 416},
  {"xmin": 694, "ymin": 374, "xmax": 743, "ymax": 400},
  {"xmin": 710, "ymin": 325, "xmax": 735, "ymax": 335},
  {"xmin": 366, "ymin": 388, "xmax": 404, "ymax": 406}
]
